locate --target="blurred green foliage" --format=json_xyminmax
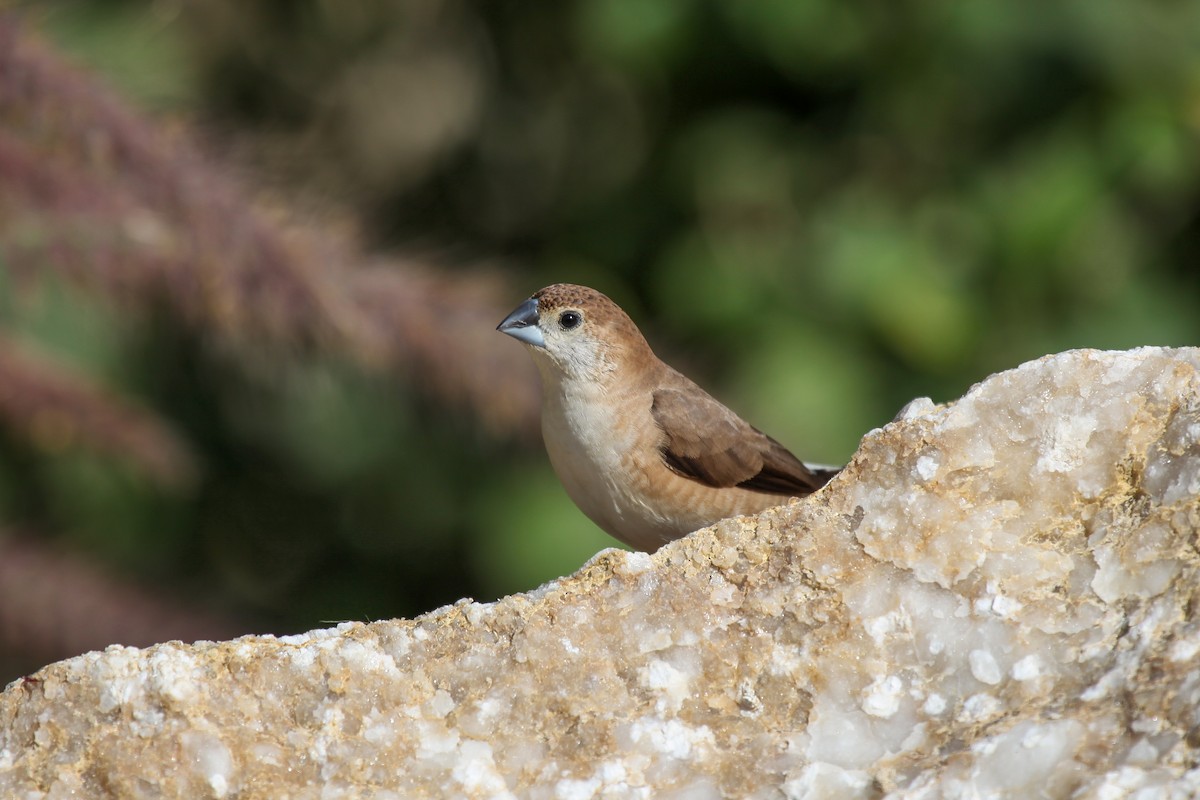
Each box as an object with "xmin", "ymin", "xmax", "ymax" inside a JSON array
[
  {"xmin": 6, "ymin": 0, "xmax": 1199, "ymax": 674},
  {"xmin": 166, "ymin": 0, "xmax": 1200, "ymax": 447}
]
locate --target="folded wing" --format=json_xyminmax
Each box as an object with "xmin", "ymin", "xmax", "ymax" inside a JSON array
[{"xmin": 650, "ymin": 376, "xmax": 838, "ymax": 496}]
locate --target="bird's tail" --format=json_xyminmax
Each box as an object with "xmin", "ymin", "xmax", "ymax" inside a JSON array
[{"xmin": 803, "ymin": 463, "xmax": 843, "ymax": 488}]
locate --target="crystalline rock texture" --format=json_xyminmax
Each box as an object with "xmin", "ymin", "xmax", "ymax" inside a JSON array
[{"xmin": 2, "ymin": 347, "xmax": 1199, "ymax": 799}]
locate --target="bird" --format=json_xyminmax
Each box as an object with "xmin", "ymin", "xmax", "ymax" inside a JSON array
[{"xmin": 497, "ymin": 283, "xmax": 839, "ymax": 552}]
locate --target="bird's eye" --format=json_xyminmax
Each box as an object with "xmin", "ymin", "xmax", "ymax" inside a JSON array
[{"xmin": 559, "ymin": 311, "xmax": 582, "ymax": 330}]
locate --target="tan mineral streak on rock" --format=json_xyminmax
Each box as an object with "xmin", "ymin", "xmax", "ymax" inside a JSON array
[{"xmin": 2, "ymin": 347, "xmax": 1199, "ymax": 799}]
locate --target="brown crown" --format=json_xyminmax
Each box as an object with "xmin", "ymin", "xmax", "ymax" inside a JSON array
[{"xmin": 532, "ymin": 284, "xmax": 647, "ymax": 347}]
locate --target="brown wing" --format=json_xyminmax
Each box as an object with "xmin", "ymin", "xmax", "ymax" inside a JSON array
[{"xmin": 650, "ymin": 378, "xmax": 836, "ymax": 496}]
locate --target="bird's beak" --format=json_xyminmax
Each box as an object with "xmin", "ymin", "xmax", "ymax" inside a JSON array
[{"xmin": 497, "ymin": 297, "xmax": 545, "ymax": 348}]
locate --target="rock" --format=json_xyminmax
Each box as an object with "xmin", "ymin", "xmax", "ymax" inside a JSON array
[{"xmin": 2, "ymin": 347, "xmax": 1199, "ymax": 799}]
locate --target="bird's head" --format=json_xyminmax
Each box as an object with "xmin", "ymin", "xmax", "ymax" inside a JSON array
[{"xmin": 497, "ymin": 284, "xmax": 651, "ymax": 383}]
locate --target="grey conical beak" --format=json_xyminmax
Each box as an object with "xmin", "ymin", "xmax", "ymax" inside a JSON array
[{"xmin": 497, "ymin": 297, "xmax": 545, "ymax": 348}]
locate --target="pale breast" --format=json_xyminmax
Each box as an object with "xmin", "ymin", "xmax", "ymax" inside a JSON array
[{"xmin": 540, "ymin": 379, "xmax": 791, "ymax": 551}]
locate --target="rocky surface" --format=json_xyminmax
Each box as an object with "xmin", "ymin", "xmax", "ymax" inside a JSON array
[{"xmin": 2, "ymin": 347, "xmax": 1199, "ymax": 799}]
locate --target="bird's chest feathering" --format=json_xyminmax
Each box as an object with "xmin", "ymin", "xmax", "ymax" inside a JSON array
[{"xmin": 539, "ymin": 379, "xmax": 668, "ymax": 527}]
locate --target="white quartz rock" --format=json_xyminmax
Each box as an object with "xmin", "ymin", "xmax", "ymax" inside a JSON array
[{"xmin": 2, "ymin": 347, "xmax": 1200, "ymax": 799}]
